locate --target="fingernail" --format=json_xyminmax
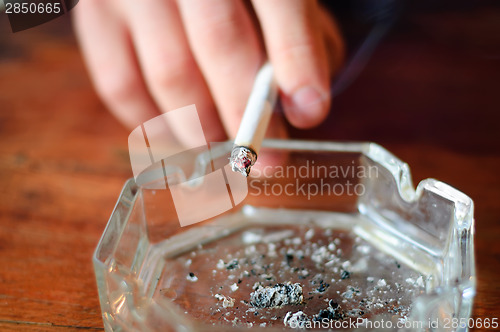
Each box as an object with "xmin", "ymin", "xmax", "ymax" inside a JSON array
[
  {"xmin": 292, "ymin": 86, "xmax": 326, "ymax": 109},
  {"xmin": 293, "ymin": 85, "xmax": 324, "ymax": 105},
  {"xmin": 284, "ymin": 86, "xmax": 328, "ymax": 126}
]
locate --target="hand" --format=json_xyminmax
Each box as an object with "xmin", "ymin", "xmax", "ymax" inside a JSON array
[{"xmin": 73, "ymin": 0, "xmax": 344, "ymax": 143}]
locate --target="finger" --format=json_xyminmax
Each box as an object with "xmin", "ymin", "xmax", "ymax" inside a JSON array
[
  {"xmin": 122, "ymin": 0, "xmax": 227, "ymax": 144},
  {"xmin": 72, "ymin": 0, "xmax": 160, "ymax": 129},
  {"xmin": 176, "ymin": 0, "xmax": 265, "ymax": 138},
  {"xmin": 252, "ymin": 0, "xmax": 331, "ymax": 129}
]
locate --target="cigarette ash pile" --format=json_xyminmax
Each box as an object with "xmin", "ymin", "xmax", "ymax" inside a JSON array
[
  {"xmin": 166, "ymin": 225, "xmax": 428, "ymax": 328},
  {"xmin": 284, "ymin": 300, "xmax": 346, "ymax": 328},
  {"xmin": 250, "ymin": 283, "xmax": 303, "ymax": 308}
]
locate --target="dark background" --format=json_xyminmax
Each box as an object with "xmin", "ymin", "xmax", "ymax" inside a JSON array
[{"xmin": 0, "ymin": 1, "xmax": 499, "ymax": 329}]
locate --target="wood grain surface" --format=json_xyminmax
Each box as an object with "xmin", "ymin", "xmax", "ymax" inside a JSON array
[{"xmin": 0, "ymin": 3, "xmax": 499, "ymax": 331}]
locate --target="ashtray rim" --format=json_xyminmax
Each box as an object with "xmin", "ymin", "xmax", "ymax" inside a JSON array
[{"xmin": 93, "ymin": 139, "xmax": 476, "ymax": 331}]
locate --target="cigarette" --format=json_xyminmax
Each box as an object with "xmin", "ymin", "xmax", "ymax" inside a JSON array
[{"xmin": 230, "ymin": 62, "xmax": 278, "ymax": 177}]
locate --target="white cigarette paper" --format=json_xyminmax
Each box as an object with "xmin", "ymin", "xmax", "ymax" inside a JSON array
[
  {"xmin": 234, "ymin": 62, "xmax": 277, "ymax": 154},
  {"xmin": 230, "ymin": 62, "xmax": 277, "ymax": 176}
]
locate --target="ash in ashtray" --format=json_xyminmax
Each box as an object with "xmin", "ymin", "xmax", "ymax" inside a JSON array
[
  {"xmin": 250, "ymin": 282, "xmax": 303, "ymax": 308},
  {"xmin": 283, "ymin": 310, "xmax": 309, "ymax": 329},
  {"xmin": 284, "ymin": 301, "xmax": 345, "ymax": 328},
  {"xmin": 163, "ymin": 225, "xmax": 428, "ymax": 328},
  {"xmin": 214, "ymin": 294, "xmax": 235, "ymax": 308},
  {"xmin": 313, "ymin": 300, "xmax": 345, "ymax": 322},
  {"xmin": 186, "ymin": 272, "xmax": 198, "ymax": 282}
]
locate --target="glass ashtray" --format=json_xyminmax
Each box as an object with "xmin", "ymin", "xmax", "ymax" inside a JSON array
[{"xmin": 94, "ymin": 140, "xmax": 475, "ymax": 331}]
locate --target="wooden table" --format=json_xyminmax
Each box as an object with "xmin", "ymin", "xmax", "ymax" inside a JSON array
[{"xmin": 0, "ymin": 4, "xmax": 499, "ymax": 331}]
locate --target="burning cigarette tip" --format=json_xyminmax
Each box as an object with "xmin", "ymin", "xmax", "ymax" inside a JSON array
[{"xmin": 230, "ymin": 146, "xmax": 257, "ymax": 177}]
